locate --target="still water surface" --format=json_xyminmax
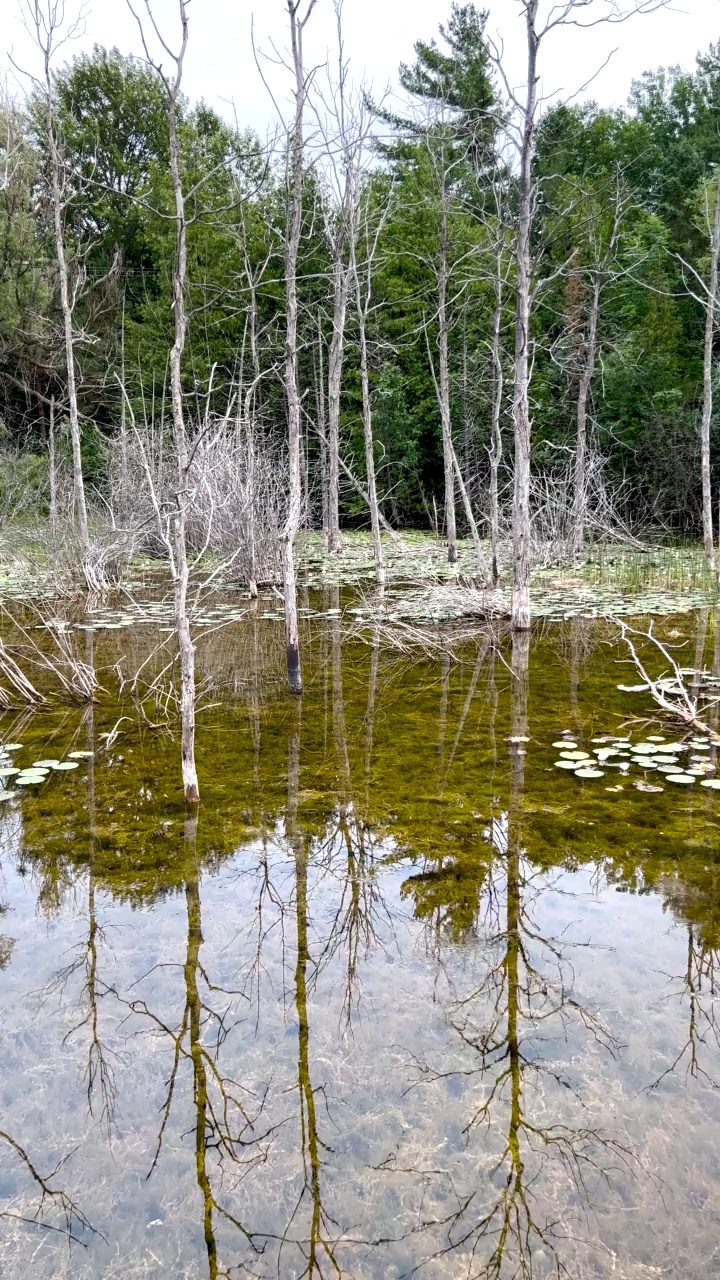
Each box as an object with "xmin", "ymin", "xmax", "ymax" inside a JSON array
[{"xmin": 2, "ymin": 607, "xmax": 720, "ymax": 1278}]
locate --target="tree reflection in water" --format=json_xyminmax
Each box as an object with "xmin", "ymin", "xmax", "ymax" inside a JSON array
[
  {"xmin": 399, "ymin": 631, "xmax": 635, "ymax": 1278},
  {"xmin": 101, "ymin": 810, "xmax": 278, "ymax": 1277},
  {"xmin": 0, "ymin": 701, "xmax": 99, "ymax": 1251},
  {"xmin": 7, "ymin": 616, "xmax": 720, "ymax": 1277}
]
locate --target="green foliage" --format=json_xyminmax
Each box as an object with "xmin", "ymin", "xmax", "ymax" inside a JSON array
[{"xmin": 2, "ymin": 21, "xmax": 720, "ymax": 532}]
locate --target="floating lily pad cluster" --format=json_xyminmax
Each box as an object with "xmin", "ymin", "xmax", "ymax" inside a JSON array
[
  {"xmin": 0, "ymin": 743, "xmax": 90, "ymax": 801},
  {"xmin": 38, "ymin": 602, "xmax": 254, "ymax": 634},
  {"xmin": 552, "ymin": 732, "xmax": 720, "ymax": 792}
]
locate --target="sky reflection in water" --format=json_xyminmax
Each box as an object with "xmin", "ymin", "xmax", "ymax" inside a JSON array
[{"xmin": 1, "ymin": 607, "xmax": 720, "ymax": 1278}]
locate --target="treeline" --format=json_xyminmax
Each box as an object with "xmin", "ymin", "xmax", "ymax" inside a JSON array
[{"xmin": 1, "ymin": 4, "xmax": 720, "ymax": 537}]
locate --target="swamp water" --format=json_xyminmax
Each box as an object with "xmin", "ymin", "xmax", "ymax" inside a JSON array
[{"xmin": 2, "ymin": 603, "xmax": 720, "ymax": 1278}]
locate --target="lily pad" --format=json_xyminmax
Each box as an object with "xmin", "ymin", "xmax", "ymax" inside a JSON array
[
  {"xmin": 700, "ymin": 779, "xmax": 720, "ymax": 789},
  {"xmin": 0, "ymin": 790, "xmax": 18, "ymax": 801},
  {"xmin": 575, "ymin": 768, "xmax": 605, "ymax": 778},
  {"xmin": 16, "ymin": 773, "xmax": 46, "ymax": 785},
  {"xmin": 33, "ymin": 759, "xmax": 59, "ymax": 768},
  {"xmin": 665, "ymin": 774, "xmax": 695, "ymax": 784},
  {"xmin": 53, "ymin": 761, "xmax": 79, "ymax": 771},
  {"xmin": 617, "ymin": 683, "xmax": 649, "ymax": 692},
  {"xmin": 555, "ymin": 761, "xmax": 580, "ymax": 770},
  {"xmin": 68, "ymin": 751, "xmax": 93, "ymax": 759},
  {"xmin": 559, "ymin": 751, "xmax": 591, "ymax": 760},
  {"xmin": 552, "ymin": 741, "xmax": 576, "ymax": 749}
]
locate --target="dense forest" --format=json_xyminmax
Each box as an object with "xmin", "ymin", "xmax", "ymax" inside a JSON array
[
  {"xmin": 1, "ymin": 0, "xmax": 720, "ymax": 723},
  {"xmin": 3, "ymin": 3, "xmax": 720, "ymax": 533}
]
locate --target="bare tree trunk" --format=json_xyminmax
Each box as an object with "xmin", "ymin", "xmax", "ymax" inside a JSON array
[
  {"xmin": 490, "ymin": 249, "xmax": 504, "ymax": 587},
  {"xmin": 327, "ymin": 248, "xmax": 349, "ymax": 554},
  {"xmin": 41, "ymin": 31, "xmax": 89, "ymax": 557},
  {"xmin": 511, "ymin": 3, "xmax": 539, "ymax": 632},
  {"xmin": 571, "ymin": 275, "xmax": 600, "ymax": 561},
  {"xmin": 702, "ymin": 176, "xmax": 720, "ymax": 570},
  {"xmin": 282, "ymin": 0, "xmax": 316, "ymax": 695},
  {"xmin": 166, "ymin": 14, "xmax": 199, "ymax": 805},
  {"xmin": 315, "ymin": 314, "xmax": 329, "ymax": 538},
  {"xmin": 451, "ymin": 440, "xmax": 483, "ymax": 576},
  {"xmin": 438, "ymin": 185, "xmax": 457, "ymax": 565},
  {"xmin": 48, "ymin": 395, "xmax": 57, "ymax": 533},
  {"xmin": 119, "ymin": 293, "xmax": 128, "ymax": 492},
  {"xmin": 355, "ymin": 270, "xmax": 385, "ymax": 588},
  {"xmin": 246, "ymin": 416, "xmax": 258, "ymax": 598},
  {"xmin": 462, "ymin": 311, "xmax": 473, "ymax": 476},
  {"xmin": 126, "ymin": 0, "xmax": 198, "ymax": 800}
]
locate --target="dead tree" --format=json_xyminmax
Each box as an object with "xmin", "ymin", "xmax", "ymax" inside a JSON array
[
  {"xmin": 128, "ymin": 0, "xmax": 199, "ymax": 803},
  {"xmin": 701, "ymin": 175, "xmax": 720, "ymax": 569},
  {"xmin": 489, "ymin": 232, "xmax": 505, "ymax": 584},
  {"xmin": 22, "ymin": 0, "xmax": 89, "ymax": 558},
  {"xmin": 321, "ymin": 8, "xmax": 354, "ymax": 557},
  {"xmin": 508, "ymin": 1, "xmax": 538, "ymax": 632},
  {"xmin": 437, "ymin": 148, "xmax": 458, "ymax": 564},
  {"xmin": 282, "ymin": 0, "xmax": 318, "ymax": 695},
  {"xmin": 552, "ymin": 172, "xmax": 642, "ymax": 560},
  {"xmin": 349, "ymin": 164, "xmax": 391, "ymax": 588},
  {"xmin": 488, "ymin": 0, "xmax": 671, "ymax": 629}
]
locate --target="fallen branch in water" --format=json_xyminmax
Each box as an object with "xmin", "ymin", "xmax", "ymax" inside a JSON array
[
  {"xmin": 0, "ymin": 638, "xmax": 44, "ymax": 704},
  {"xmin": 0, "ymin": 603, "xmax": 99, "ymax": 704},
  {"xmin": 614, "ymin": 618, "xmax": 720, "ymax": 742}
]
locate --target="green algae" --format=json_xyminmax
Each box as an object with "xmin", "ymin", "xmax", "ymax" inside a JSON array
[{"xmin": 2, "ymin": 601, "xmax": 720, "ymax": 1278}]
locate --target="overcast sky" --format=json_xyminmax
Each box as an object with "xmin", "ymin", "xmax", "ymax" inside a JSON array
[{"xmin": 3, "ymin": 0, "xmax": 718, "ymax": 134}]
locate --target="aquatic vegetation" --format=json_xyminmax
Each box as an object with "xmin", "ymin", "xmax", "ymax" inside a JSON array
[{"xmin": 1, "ymin": 601, "xmax": 720, "ymax": 1278}]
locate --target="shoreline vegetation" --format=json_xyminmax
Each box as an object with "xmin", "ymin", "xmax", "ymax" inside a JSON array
[
  {"xmin": 2, "ymin": 0, "xmax": 720, "ymax": 795},
  {"xmin": 1, "ymin": 524, "xmax": 716, "ymax": 617},
  {"xmin": 0, "ymin": 522, "xmax": 717, "ymax": 708}
]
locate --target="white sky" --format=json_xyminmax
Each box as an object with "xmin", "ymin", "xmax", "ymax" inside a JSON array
[{"xmin": 2, "ymin": 0, "xmax": 718, "ymax": 134}]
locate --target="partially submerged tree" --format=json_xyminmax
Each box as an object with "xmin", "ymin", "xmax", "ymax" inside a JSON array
[
  {"xmin": 281, "ymin": 0, "xmax": 317, "ymax": 695},
  {"xmin": 127, "ymin": 0, "xmax": 199, "ymax": 803},
  {"xmin": 489, "ymin": 0, "xmax": 673, "ymax": 629}
]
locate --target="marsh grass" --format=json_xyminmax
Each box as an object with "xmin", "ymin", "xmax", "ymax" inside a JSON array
[{"xmin": 578, "ymin": 544, "xmax": 719, "ymax": 594}]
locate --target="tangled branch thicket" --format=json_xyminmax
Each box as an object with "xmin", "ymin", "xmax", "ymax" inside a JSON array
[{"xmin": 109, "ymin": 421, "xmax": 287, "ymax": 586}]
